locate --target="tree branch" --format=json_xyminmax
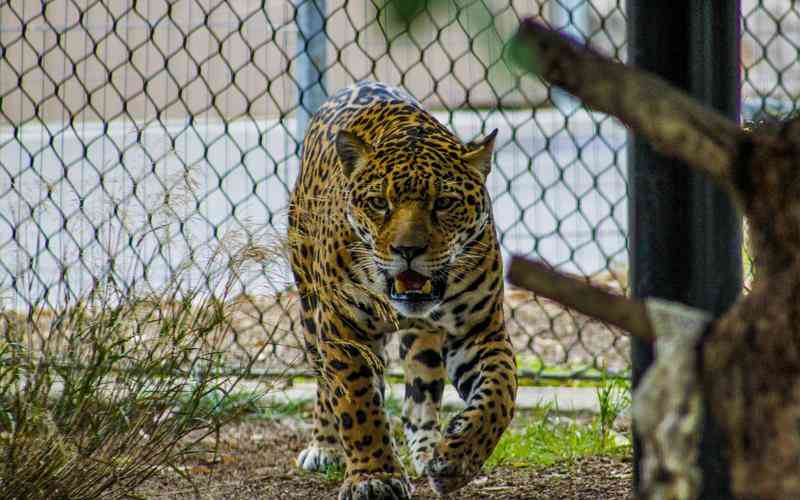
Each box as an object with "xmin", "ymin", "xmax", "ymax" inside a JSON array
[
  {"xmin": 507, "ymin": 256, "xmax": 654, "ymax": 342},
  {"xmin": 513, "ymin": 18, "xmax": 745, "ymax": 191}
]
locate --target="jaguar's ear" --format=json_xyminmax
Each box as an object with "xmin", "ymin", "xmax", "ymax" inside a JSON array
[
  {"xmin": 336, "ymin": 130, "xmax": 371, "ymax": 178},
  {"xmin": 464, "ymin": 128, "xmax": 498, "ymax": 178}
]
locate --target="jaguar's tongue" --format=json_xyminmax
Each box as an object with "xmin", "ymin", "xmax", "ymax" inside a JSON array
[{"xmin": 394, "ymin": 270, "xmax": 433, "ymax": 295}]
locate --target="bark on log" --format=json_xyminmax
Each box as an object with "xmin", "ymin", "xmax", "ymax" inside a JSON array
[{"xmin": 510, "ymin": 18, "xmax": 800, "ymax": 500}]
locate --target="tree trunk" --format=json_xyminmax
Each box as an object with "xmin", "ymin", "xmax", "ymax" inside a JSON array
[{"xmin": 509, "ymin": 19, "xmax": 800, "ymax": 500}]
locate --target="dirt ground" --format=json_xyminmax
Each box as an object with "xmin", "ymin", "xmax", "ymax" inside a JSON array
[{"xmin": 137, "ymin": 419, "xmax": 633, "ymax": 500}]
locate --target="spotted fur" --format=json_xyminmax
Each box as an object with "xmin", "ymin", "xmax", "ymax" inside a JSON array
[{"xmin": 288, "ymin": 82, "xmax": 517, "ymax": 500}]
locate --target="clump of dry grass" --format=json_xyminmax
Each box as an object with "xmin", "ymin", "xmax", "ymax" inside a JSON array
[{"xmin": 0, "ymin": 240, "xmax": 278, "ymax": 500}]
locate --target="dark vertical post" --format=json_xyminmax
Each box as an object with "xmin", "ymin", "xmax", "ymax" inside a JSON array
[{"xmin": 627, "ymin": 1, "xmax": 741, "ymax": 498}]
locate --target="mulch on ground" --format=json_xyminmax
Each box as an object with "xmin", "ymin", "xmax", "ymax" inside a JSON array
[{"xmin": 137, "ymin": 420, "xmax": 633, "ymax": 500}]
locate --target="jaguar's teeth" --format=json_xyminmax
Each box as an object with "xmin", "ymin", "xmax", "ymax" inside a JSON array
[
  {"xmin": 395, "ymin": 279, "xmax": 407, "ymax": 294},
  {"xmin": 421, "ymin": 280, "xmax": 432, "ymax": 294}
]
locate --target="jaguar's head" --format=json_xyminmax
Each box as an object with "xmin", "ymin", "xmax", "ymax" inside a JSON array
[{"xmin": 337, "ymin": 124, "xmax": 498, "ymax": 317}]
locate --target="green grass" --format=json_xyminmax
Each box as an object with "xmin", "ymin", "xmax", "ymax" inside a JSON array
[
  {"xmin": 515, "ymin": 355, "xmax": 630, "ymax": 387},
  {"xmin": 486, "ymin": 379, "xmax": 631, "ymax": 470},
  {"xmin": 259, "ymin": 398, "xmax": 314, "ymax": 420},
  {"xmin": 230, "ymin": 373, "xmax": 632, "ymax": 477},
  {"xmin": 246, "ymin": 375, "xmax": 633, "ymax": 474},
  {"xmin": 486, "ymin": 411, "xmax": 630, "ymax": 469},
  {"xmin": 595, "ymin": 376, "xmax": 631, "ymax": 449},
  {"xmin": 323, "ymin": 462, "xmax": 346, "ymax": 482},
  {"xmin": 384, "ymin": 394, "xmax": 404, "ymax": 418}
]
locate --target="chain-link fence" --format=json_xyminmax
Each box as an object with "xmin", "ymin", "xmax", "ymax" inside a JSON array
[{"xmin": 0, "ymin": 0, "xmax": 791, "ymax": 379}]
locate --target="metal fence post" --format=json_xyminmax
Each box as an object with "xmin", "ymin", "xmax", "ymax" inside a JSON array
[
  {"xmin": 294, "ymin": 0, "xmax": 328, "ymax": 143},
  {"xmin": 627, "ymin": 1, "xmax": 741, "ymax": 497}
]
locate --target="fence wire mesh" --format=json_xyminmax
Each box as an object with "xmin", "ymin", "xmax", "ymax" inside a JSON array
[{"xmin": 0, "ymin": 0, "xmax": 787, "ymax": 379}]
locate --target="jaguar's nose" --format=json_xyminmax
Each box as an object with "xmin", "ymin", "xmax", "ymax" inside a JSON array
[{"xmin": 390, "ymin": 244, "xmax": 428, "ymax": 262}]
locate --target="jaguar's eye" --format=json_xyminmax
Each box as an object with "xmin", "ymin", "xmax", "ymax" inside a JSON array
[
  {"xmin": 367, "ymin": 197, "xmax": 388, "ymax": 211},
  {"xmin": 434, "ymin": 197, "xmax": 456, "ymax": 210}
]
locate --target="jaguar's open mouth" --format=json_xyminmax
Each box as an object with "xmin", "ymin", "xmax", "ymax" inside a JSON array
[{"xmin": 387, "ymin": 269, "xmax": 445, "ymax": 303}]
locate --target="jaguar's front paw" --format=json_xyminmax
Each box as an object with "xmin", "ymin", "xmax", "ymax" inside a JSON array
[
  {"xmin": 296, "ymin": 445, "xmax": 343, "ymax": 472},
  {"xmin": 337, "ymin": 473, "xmax": 412, "ymax": 500},
  {"xmin": 424, "ymin": 447, "xmax": 473, "ymax": 496}
]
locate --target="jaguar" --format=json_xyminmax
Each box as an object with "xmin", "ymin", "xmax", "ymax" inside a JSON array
[{"xmin": 288, "ymin": 81, "xmax": 517, "ymax": 499}]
